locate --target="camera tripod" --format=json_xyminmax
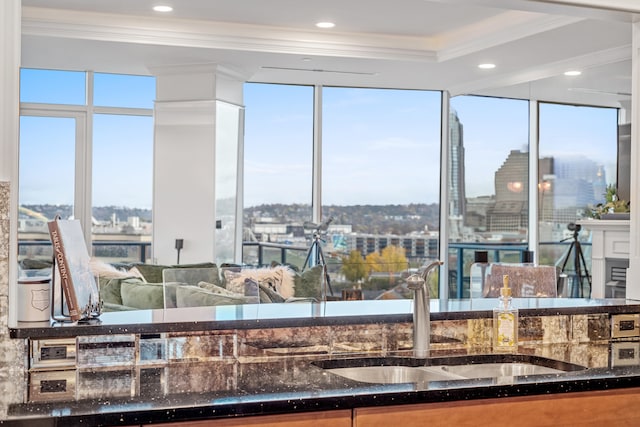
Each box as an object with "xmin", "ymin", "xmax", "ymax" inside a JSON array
[
  {"xmin": 302, "ymin": 218, "xmax": 334, "ymax": 299},
  {"xmin": 559, "ymin": 223, "xmax": 591, "ymax": 298}
]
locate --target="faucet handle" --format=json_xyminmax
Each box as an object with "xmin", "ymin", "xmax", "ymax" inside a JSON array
[{"xmin": 406, "ymin": 274, "xmax": 425, "ymax": 290}]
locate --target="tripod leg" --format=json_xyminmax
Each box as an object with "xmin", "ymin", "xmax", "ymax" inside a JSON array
[
  {"xmin": 560, "ymin": 241, "xmax": 575, "ymax": 273},
  {"xmin": 576, "ymin": 242, "xmax": 592, "ymax": 298},
  {"xmin": 317, "ymin": 246, "xmax": 334, "ymax": 297},
  {"xmin": 574, "ymin": 241, "xmax": 583, "ymax": 298},
  {"xmin": 302, "ymin": 240, "xmax": 316, "ymax": 272},
  {"xmin": 560, "ymin": 241, "xmax": 578, "ymax": 297}
]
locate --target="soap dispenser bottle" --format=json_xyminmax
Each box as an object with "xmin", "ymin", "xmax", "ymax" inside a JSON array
[{"xmin": 493, "ymin": 274, "xmax": 518, "ymax": 353}]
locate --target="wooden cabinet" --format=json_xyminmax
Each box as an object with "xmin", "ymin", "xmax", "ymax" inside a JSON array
[
  {"xmin": 158, "ymin": 410, "xmax": 352, "ymax": 427},
  {"xmin": 129, "ymin": 388, "xmax": 640, "ymax": 426},
  {"xmin": 354, "ymin": 388, "xmax": 640, "ymax": 427}
]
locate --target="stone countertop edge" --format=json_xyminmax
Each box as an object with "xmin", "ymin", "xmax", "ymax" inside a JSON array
[
  {"xmin": 4, "ymin": 364, "xmax": 640, "ymax": 426},
  {"xmin": 10, "ymin": 299, "xmax": 640, "ymax": 339}
]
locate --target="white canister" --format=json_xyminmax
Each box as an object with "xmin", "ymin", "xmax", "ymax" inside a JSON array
[{"xmin": 18, "ymin": 277, "xmax": 51, "ymax": 322}]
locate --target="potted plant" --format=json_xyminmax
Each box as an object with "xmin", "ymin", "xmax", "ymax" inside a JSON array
[{"xmin": 591, "ymin": 184, "xmax": 630, "ymax": 219}]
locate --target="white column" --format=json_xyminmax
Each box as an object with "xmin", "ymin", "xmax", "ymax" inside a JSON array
[
  {"xmin": 627, "ymin": 23, "xmax": 640, "ymax": 300},
  {"xmin": 151, "ymin": 64, "xmax": 244, "ymax": 265},
  {"xmin": 0, "ymin": 0, "xmax": 21, "ymax": 328},
  {"xmin": 0, "ymin": 1, "xmax": 20, "ymax": 181}
]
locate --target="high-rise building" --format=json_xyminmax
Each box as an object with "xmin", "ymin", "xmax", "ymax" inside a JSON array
[
  {"xmin": 554, "ymin": 156, "xmax": 602, "ymax": 205},
  {"xmin": 487, "ymin": 150, "xmax": 528, "ymax": 233},
  {"xmin": 449, "ymin": 110, "xmax": 466, "ymax": 217}
]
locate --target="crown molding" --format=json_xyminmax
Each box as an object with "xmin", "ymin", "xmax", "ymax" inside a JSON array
[
  {"xmin": 448, "ymin": 44, "xmax": 631, "ymax": 96},
  {"xmin": 20, "ymin": 5, "xmax": 605, "ymax": 71},
  {"xmin": 437, "ymin": 11, "xmax": 583, "ymax": 61},
  {"xmin": 430, "ymin": 0, "xmax": 636, "ymax": 21},
  {"xmin": 21, "ymin": 7, "xmax": 439, "ymax": 63},
  {"xmin": 537, "ymin": 0, "xmax": 640, "ymax": 14}
]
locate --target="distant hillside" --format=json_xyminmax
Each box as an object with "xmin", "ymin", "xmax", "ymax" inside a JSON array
[
  {"xmin": 20, "ymin": 204, "xmax": 152, "ymax": 222},
  {"xmin": 244, "ymin": 203, "xmax": 440, "ymax": 234},
  {"xmin": 21, "ymin": 203, "xmax": 439, "ymax": 235}
]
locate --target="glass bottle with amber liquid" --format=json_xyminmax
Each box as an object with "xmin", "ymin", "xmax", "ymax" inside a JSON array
[{"xmin": 493, "ymin": 274, "xmax": 518, "ymax": 353}]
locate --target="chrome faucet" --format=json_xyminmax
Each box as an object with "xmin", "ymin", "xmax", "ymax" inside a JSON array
[{"xmin": 406, "ymin": 260, "xmax": 443, "ymax": 358}]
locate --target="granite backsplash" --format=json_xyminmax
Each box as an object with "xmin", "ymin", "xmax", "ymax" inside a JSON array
[
  {"xmin": 21, "ymin": 311, "xmax": 615, "ymax": 405},
  {"xmin": 0, "ymin": 181, "xmax": 28, "ymax": 418}
]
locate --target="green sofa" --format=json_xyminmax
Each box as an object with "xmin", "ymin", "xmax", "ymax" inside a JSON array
[{"xmin": 99, "ymin": 263, "xmax": 324, "ymax": 312}]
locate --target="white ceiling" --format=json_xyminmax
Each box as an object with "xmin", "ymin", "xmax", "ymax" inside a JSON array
[{"xmin": 19, "ymin": 0, "xmax": 638, "ymax": 108}]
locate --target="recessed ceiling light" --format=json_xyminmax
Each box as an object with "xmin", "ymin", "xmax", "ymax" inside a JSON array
[
  {"xmin": 478, "ymin": 63, "xmax": 496, "ymax": 69},
  {"xmin": 302, "ymin": 58, "xmax": 312, "ymax": 62},
  {"xmin": 316, "ymin": 22, "xmax": 335, "ymax": 29},
  {"xmin": 153, "ymin": 5, "xmax": 173, "ymax": 13},
  {"xmin": 564, "ymin": 70, "xmax": 582, "ymax": 76}
]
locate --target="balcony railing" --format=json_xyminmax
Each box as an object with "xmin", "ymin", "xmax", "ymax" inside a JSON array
[
  {"xmin": 448, "ymin": 241, "xmax": 590, "ymax": 299},
  {"xmin": 448, "ymin": 242, "xmax": 530, "ymax": 299},
  {"xmin": 18, "ymin": 240, "xmax": 151, "ymax": 264}
]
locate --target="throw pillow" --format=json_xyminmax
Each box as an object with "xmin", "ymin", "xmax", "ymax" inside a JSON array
[
  {"xmin": 222, "ymin": 272, "xmax": 261, "ymax": 303},
  {"xmin": 120, "ymin": 280, "xmax": 165, "ymax": 310},
  {"xmin": 218, "ymin": 264, "xmax": 243, "ymax": 288},
  {"xmin": 99, "ymin": 277, "xmax": 131, "ymax": 306},
  {"xmin": 258, "ymin": 283, "xmax": 286, "ymax": 303},
  {"xmin": 176, "ymin": 285, "xmax": 250, "ymax": 307},
  {"xmin": 223, "ymin": 270, "xmax": 248, "ymax": 295},
  {"xmin": 222, "ymin": 266, "xmax": 295, "ymax": 298},
  {"xmin": 198, "ymin": 281, "xmax": 245, "ymax": 298}
]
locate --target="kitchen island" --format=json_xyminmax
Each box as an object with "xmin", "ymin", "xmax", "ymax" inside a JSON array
[{"xmin": 4, "ymin": 298, "xmax": 640, "ymax": 426}]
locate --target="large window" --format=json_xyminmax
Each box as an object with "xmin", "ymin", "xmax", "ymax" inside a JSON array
[
  {"xmin": 322, "ymin": 87, "xmax": 442, "ymax": 298},
  {"xmin": 239, "ymin": 85, "xmax": 622, "ymax": 301},
  {"xmin": 243, "ymin": 83, "xmax": 314, "ymax": 267},
  {"xmin": 449, "ymin": 96, "xmax": 530, "ymax": 297},
  {"xmin": 91, "ymin": 114, "xmax": 154, "ymax": 262},
  {"xmin": 18, "ymin": 69, "xmax": 155, "ymax": 265},
  {"xmin": 538, "ymin": 102, "xmax": 618, "ymax": 297},
  {"xmin": 243, "ymin": 83, "xmax": 442, "ymax": 299}
]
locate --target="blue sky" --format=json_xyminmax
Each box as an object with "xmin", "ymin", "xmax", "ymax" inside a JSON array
[
  {"xmin": 321, "ymin": 87, "xmax": 441, "ymax": 205},
  {"xmin": 19, "ymin": 69, "xmax": 155, "ymax": 209},
  {"xmin": 18, "ymin": 70, "xmax": 619, "ymax": 209},
  {"xmin": 243, "ymin": 84, "xmax": 443, "ymax": 206}
]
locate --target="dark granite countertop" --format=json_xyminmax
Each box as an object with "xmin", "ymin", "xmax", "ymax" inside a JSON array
[
  {"xmin": 11, "ymin": 298, "xmax": 640, "ymax": 339},
  {"xmin": 5, "ymin": 343, "xmax": 640, "ymax": 426}
]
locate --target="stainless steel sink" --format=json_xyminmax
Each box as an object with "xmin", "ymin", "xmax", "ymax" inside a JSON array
[
  {"xmin": 440, "ymin": 362, "xmax": 565, "ymax": 379},
  {"xmin": 326, "ymin": 365, "xmax": 466, "ymax": 384},
  {"xmin": 317, "ymin": 355, "xmax": 586, "ymax": 385}
]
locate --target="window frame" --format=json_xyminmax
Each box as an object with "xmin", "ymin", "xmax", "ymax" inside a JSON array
[{"xmin": 18, "ymin": 69, "xmax": 155, "ymax": 248}]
